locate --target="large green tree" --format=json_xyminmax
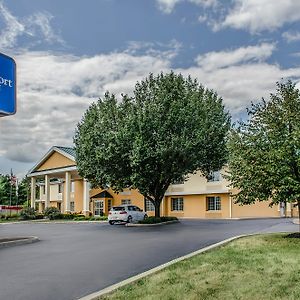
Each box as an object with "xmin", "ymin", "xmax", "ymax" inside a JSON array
[
  {"xmin": 228, "ymin": 81, "xmax": 300, "ymax": 222},
  {"xmin": 74, "ymin": 72, "xmax": 230, "ymax": 217}
]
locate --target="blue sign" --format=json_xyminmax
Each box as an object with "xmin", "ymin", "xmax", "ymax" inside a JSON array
[{"xmin": 0, "ymin": 53, "xmax": 16, "ymax": 116}]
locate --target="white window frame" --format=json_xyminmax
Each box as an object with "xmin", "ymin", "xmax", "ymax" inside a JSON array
[
  {"xmin": 171, "ymin": 197, "xmax": 184, "ymax": 211},
  {"xmin": 94, "ymin": 200, "xmax": 104, "ymax": 216},
  {"xmin": 207, "ymin": 196, "xmax": 221, "ymax": 211},
  {"xmin": 121, "ymin": 199, "xmax": 131, "ymax": 205},
  {"xmin": 207, "ymin": 171, "xmax": 221, "ymax": 182},
  {"xmin": 145, "ymin": 199, "xmax": 155, "ymax": 211}
]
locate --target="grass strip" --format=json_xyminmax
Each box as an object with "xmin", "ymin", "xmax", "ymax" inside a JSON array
[{"xmin": 99, "ymin": 234, "xmax": 300, "ymax": 300}]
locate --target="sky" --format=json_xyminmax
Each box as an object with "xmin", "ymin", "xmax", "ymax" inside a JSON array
[{"xmin": 1, "ymin": 0, "xmax": 300, "ymax": 178}]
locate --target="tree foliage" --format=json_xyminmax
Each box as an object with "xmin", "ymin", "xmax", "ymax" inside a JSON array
[
  {"xmin": 0, "ymin": 175, "xmax": 29, "ymax": 205},
  {"xmin": 74, "ymin": 72, "xmax": 230, "ymax": 217},
  {"xmin": 227, "ymin": 81, "xmax": 300, "ymax": 219}
]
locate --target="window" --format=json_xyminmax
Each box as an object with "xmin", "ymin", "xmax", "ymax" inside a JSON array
[
  {"xmin": 94, "ymin": 200, "xmax": 104, "ymax": 216},
  {"xmin": 42, "ymin": 185, "xmax": 45, "ymax": 195},
  {"xmin": 171, "ymin": 198, "xmax": 184, "ymax": 211},
  {"xmin": 70, "ymin": 201, "xmax": 75, "ymax": 212},
  {"xmin": 145, "ymin": 199, "xmax": 155, "ymax": 211},
  {"xmin": 107, "ymin": 199, "xmax": 112, "ymax": 212},
  {"xmin": 58, "ymin": 184, "xmax": 63, "ymax": 193},
  {"xmin": 207, "ymin": 171, "xmax": 221, "ymax": 182},
  {"xmin": 121, "ymin": 199, "xmax": 131, "ymax": 205},
  {"xmin": 206, "ymin": 196, "xmax": 221, "ymax": 211}
]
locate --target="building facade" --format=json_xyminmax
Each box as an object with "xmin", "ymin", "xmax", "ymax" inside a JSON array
[{"xmin": 27, "ymin": 146, "xmax": 298, "ymax": 218}]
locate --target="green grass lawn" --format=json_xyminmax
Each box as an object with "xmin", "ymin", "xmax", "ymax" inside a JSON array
[{"xmin": 99, "ymin": 234, "xmax": 300, "ymax": 300}]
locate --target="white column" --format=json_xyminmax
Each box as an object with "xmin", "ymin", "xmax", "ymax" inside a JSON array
[
  {"xmin": 64, "ymin": 172, "xmax": 71, "ymax": 212},
  {"xmin": 39, "ymin": 185, "xmax": 43, "ymax": 199},
  {"xmin": 83, "ymin": 179, "xmax": 90, "ymax": 215},
  {"xmin": 30, "ymin": 177, "xmax": 36, "ymax": 208},
  {"xmin": 45, "ymin": 175, "xmax": 50, "ymax": 208}
]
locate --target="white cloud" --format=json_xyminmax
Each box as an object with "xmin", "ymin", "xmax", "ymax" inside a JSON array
[
  {"xmin": 26, "ymin": 12, "xmax": 64, "ymax": 45},
  {"xmin": 0, "ymin": 1, "xmax": 63, "ymax": 49},
  {"xmin": 195, "ymin": 43, "xmax": 275, "ymax": 71},
  {"xmin": 282, "ymin": 31, "xmax": 300, "ymax": 43},
  {"xmin": 0, "ymin": 1, "xmax": 25, "ymax": 48},
  {"xmin": 218, "ymin": 0, "xmax": 300, "ymax": 33},
  {"xmin": 0, "ymin": 50, "xmax": 172, "ymax": 164},
  {"xmin": 156, "ymin": 0, "xmax": 182, "ymax": 14},
  {"xmin": 189, "ymin": 0, "xmax": 217, "ymax": 8},
  {"xmin": 2, "ymin": 42, "xmax": 300, "ymax": 166},
  {"xmin": 156, "ymin": 0, "xmax": 217, "ymax": 13}
]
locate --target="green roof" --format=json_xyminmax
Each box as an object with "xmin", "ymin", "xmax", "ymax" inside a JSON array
[{"xmin": 55, "ymin": 146, "xmax": 76, "ymax": 159}]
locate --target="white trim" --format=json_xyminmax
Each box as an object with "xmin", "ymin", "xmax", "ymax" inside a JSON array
[
  {"xmin": 83, "ymin": 179, "xmax": 90, "ymax": 213},
  {"xmin": 27, "ymin": 146, "xmax": 75, "ymax": 175},
  {"xmin": 65, "ymin": 172, "xmax": 71, "ymax": 212},
  {"xmin": 165, "ymin": 189, "xmax": 229, "ymax": 196},
  {"xmin": 27, "ymin": 166, "xmax": 77, "ymax": 177}
]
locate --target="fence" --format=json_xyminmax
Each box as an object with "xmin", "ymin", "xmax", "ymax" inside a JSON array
[{"xmin": 0, "ymin": 205, "xmax": 23, "ymax": 216}]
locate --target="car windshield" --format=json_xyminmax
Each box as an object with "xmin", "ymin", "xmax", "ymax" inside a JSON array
[{"xmin": 111, "ymin": 206, "xmax": 125, "ymax": 211}]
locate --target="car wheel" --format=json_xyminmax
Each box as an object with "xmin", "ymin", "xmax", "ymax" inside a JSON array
[
  {"xmin": 109, "ymin": 220, "xmax": 115, "ymax": 225},
  {"xmin": 144, "ymin": 214, "xmax": 148, "ymax": 220},
  {"xmin": 127, "ymin": 216, "xmax": 133, "ymax": 223}
]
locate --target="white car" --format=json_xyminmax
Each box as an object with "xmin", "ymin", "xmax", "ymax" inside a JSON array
[{"xmin": 108, "ymin": 205, "xmax": 147, "ymax": 224}]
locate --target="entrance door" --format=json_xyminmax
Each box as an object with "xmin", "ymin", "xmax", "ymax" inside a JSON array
[
  {"xmin": 280, "ymin": 202, "xmax": 286, "ymax": 217},
  {"xmin": 94, "ymin": 200, "xmax": 104, "ymax": 216}
]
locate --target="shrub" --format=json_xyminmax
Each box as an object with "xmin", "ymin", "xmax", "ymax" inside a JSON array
[
  {"xmin": 89, "ymin": 216, "xmax": 108, "ymax": 221},
  {"xmin": 61, "ymin": 213, "xmax": 76, "ymax": 219},
  {"xmin": 35, "ymin": 214, "xmax": 44, "ymax": 220},
  {"xmin": 138, "ymin": 216, "xmax": 178, "ymax": 224},
  {"xmin": 4, "ymin": 214, "xmax": 19, "ymax": 220},
  {"xmin": 20, "ymin": 207, "xmax": 36, "ymax": 220},
  {"xmin": 44, "ymin": 207, "xmax": 62, "ymax": 220},
  {"xmin": 73, "ymin": 215, "xmax": 86, "ymax": 221}
]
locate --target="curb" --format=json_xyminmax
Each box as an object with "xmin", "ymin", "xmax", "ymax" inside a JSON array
[
  {"xmin": 125, "ymin": 220, "xmax": 179, "ymax": 227},
  {"xmin": 0, "ymin": 220, "xmax": 107, "ymax": 225},
  {"xmin": 77, "ymin": 234, "xmax": 251, "ymax": 300},
  {"xmin": 0, "ymin": 236, "xmax": 39, "ymax": 248},
  {"xmin": 292, "ymin": 218, "xmax": 300, "ymax": 225}
]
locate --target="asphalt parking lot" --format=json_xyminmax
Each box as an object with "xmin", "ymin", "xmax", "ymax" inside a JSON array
[{"xmin": 0, "ymin": 218, "xmax": 297, "ymax": 300}]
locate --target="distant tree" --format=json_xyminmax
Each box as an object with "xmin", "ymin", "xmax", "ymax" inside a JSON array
[
  {"xmin": 0, "ymin": 174, "xmax": 17, "ymax": 205},
  {"xmin": 17, "ymin": 177, "xmax": 30, "ymax": 205},
  {"xmin": 74, "ymin": 72, "xmax": 231, "ymax": 217},
  {"xmin": 227, "ymin": 81, "xmax": 300, "ymax": 224}
]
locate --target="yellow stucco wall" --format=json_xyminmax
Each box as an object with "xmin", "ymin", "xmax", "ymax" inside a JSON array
[
  {"xmin": 165, "ymin": 193, "xmax": 230, "ymax": 218},
  {"xmin": 37, "ymin": 152, "xmax": 75, "ymax": 171},
  {"xmin": 73, "ymin": 180, "xmax": 83, "ymax": 213},
  {"xmin": 232, "ymin": 200, "xmax": 280, "ymax": 218}
]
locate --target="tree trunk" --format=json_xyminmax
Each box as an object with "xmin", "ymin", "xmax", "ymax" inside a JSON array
[
  {"xmin": 154, "ymin": 201, "xmax": 161, "ymax": 218},
  {"xmin": 298, "ymin": 200, "xmax": 300, "ymax": 233}
]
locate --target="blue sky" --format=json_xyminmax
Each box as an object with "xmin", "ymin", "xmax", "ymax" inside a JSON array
[{"xmin": 1, "ymin": 0, "xmax": 300, "ymax": 178}]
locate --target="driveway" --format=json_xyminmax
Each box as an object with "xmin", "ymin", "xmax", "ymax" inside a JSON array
[{"xmin": 0, "ymin": 218, "xmax": 297, "ymax": 300}]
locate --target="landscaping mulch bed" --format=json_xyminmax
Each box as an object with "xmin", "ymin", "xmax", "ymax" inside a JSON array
[{"xmin": 285, "ymin": 232, "xmax": 300, "ymax": 238}]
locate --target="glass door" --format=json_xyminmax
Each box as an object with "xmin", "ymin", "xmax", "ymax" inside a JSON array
[{"xmin": 94, "ymin": 200, "xmax": 104, "ymax": 216}]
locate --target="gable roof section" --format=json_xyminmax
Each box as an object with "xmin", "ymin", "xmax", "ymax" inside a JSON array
[
  {"xmin": 27, "ymin": 146, "xmax": 76, "ymax": 176},
  {"xmin": 91, "ymin": 191, "xmax": 114, "ymax": 199},
  {"xmin": 55, "ymin": 146, "xmax": 76, "ymax": 159}
]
